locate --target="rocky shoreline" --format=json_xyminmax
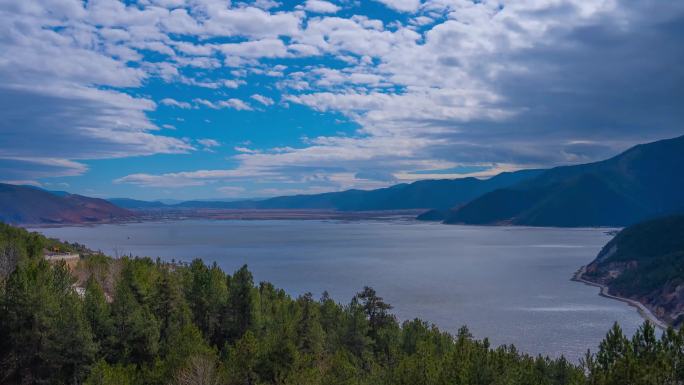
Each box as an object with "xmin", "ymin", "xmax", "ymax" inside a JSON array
[{"xmin": 572, "ymin": 265, "xmax": 668, "ymax": 329}]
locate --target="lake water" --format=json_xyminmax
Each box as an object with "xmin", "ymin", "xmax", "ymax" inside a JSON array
[{"xmin": 32, "ymin": 219, "xmax": 645, "ymax": 361}]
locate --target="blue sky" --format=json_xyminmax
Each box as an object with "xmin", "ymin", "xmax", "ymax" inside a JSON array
[{"xmin": 1, "ymin": 0, "xmax": 683, "ymax": 200}]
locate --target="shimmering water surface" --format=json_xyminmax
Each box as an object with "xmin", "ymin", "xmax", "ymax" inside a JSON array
[{"xmin": 32, "ymin": 219, "xmax": 644, "ymax": 361}]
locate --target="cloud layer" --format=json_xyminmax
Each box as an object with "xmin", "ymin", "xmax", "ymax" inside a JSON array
[{"xmin": 2, "ymin": 0, "xmax": 683, "ymax": 197}]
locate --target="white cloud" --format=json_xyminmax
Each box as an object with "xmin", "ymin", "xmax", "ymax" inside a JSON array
[
  {"xmin": 194, "ymin": 98, "xmax": 254, "ymax": 111},
  {"xmin": 0, "ymin": 0, "xmax": 194, "ymax": 179},
  {"xmin": 115, "ymin": 167, "xmax": 278, "ymax": 187},
  {"xmin": 234, "ymin": 147, "xmax": 259, "ymax": 154},
  {"xmin": 304, "ymin": 0, "xmax": 340, "ymax": 14},
  {"xmin": 219, "ymin": 38, "xmax": 290, "ymax": 61},
  {"xmin": 3, "ymin": 0, "xmax": 682, "ymax": 194},
  {"xmin": 197, "ymin": 138, "xmax": 221, "ymax": 148},
  {"xmin": 294, "ymin": 16, "xmax": 420, "ymax": 58},
  {"xmin": 223, "ymin": 79, "xmax": 244, "ymax": 89},
  {"xmin": 160, "ymin": 98, "xmax": 191, "ymax": 109},
  {"xmin": 251, "ymin": 186, "xmax": 340, "ymax": 197},
  {"xmin": 163, "ymin": 6, "xmax": 302, "ymax": 38},
  {"xmin": 372, "ymin": 0, "xmax": 421, "ymax": 13},
  {"xmin": 1, "ymin": 180, "xmax": 44, "ymax": 187},
  {"xmin": 0, "ymin": 156, "xmax": 89, "ymax": 180},
  {"xmin": 115, "ymin": 0, "xmax": 684, "ymax": 196},
  {"xmin": 224, "ymin": 98, "xmax": 253, "ymax": 111},
  {"xmin": 0, "ymin": 84, "xmax": 193, "ymax": 175},
  {"xmin": 251, "ymin": 94, "xmax": 275, "ymax": 106},
  {"xmin": 216, "ymin": 186, "xmax": 246, "ymax": 197}
]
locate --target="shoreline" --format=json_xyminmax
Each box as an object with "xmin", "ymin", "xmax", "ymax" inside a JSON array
[
  {"xmin": 572, "ymin": 265, "xmax": 668, "ymax": 329},
  {"xmin": 21, "ymin": 209, "xmax": 425, "ymax": 228}
]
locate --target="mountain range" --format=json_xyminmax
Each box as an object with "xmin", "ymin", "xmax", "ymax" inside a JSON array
[
  {"xmin": 1, "ymin": 170, "xmax": 540, "ymax": 225},
  {"xmin": 110, "ymin": 169, "xmax": 543, "ymax": 212},
  {"xmin": 444, "ymin": 135, "xmax": 684, "ymax": 227},
  {"xmin": 2, "ymin": 134, "xmax": 683, "ymax": 227}
]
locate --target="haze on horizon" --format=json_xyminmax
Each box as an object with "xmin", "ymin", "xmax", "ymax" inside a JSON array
[{"xmin": 1, "ymin": 0, "xmax": 683, "ymax": 201}]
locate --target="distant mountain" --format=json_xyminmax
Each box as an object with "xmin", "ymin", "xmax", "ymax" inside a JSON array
[
  {"xmin": 445, "ymin": 135, "xmax": 684, "ymax": 227},
  {"xmin": 113, "ymin": 169, "xmax": 543, "ymax": 212},
  {"xmin": 580, "ymin": 215, "xmax": 684, "ymax": 326},
  {"xmin": 416, "ymin": 209, "xmax": 451, "ymax": 221},
  {"xmin": 257, "ymin": 169, "xmax": 544, "ymax": 211},
  {"xmin": 20, "ymin": 185, "xmax": 71, "ymax": 197},
  {"xmin": 0, "ymin": 183, "xmax": 134, "ymax": 225},
  {"xmin": 108, "ymin": 198, "xmax": 168, "ymax": 209}
]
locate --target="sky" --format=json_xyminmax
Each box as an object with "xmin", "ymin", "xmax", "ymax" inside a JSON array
[{"xmin": 0, "ymin": 0, "xmax": 683, "ymax": 201}]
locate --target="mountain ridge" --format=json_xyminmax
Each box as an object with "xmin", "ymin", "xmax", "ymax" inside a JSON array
[
  {"xmin": 0, "ymin": 183, "xmax": 134, "ymax": 225},
  {"xmin": 110, "ymin": 169, "xmax": 544, "ymax": 212},
  {"xmin": 444, "ymin": 134, "xmax": 684, "ymax": 227},
  {"xmin": 4, "ymin": 135, "xmax": 683, "ymax": 226}
]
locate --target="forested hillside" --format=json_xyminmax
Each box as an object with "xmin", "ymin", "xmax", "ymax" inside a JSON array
[
  {"xmin": 1, "ymin": 223, "xmax": 684, "ymax": 384},
  {"xmin": 582, "ymin": 215, "xmax": 684, "ymax": 326},
  {"xmin": 0, "ymin": 222, "xmax": 79, "ymax": 279}
]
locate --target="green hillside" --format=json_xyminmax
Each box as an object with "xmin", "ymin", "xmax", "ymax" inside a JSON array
[
  {"xmin": 0, "ymin": 222, "xmax": 83, "ymax": 279},
  {"xmin": 582, "ymin": 215, "xmax": 684, "ymax": 326}
]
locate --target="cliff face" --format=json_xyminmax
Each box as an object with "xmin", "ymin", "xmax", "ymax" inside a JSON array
[{"xmin": 581, "ymin": 215, "xmax": 684, "ymax": 326}]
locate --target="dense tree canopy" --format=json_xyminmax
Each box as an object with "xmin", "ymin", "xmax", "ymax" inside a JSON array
[{"xmin": 1, "ymin": 223, "xmax": 683, "ymax": 384}]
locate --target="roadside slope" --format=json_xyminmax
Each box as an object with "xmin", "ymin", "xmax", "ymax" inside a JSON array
[{"xmin": 580, "ymin": 215, "xmax": 684, "ymax": 326}]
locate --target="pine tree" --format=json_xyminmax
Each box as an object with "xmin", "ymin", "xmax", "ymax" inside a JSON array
[
  {"xmin": 84, "ymin": 276, "xmax": 115, "ymax": 358},
  {"xmin": 226, "ymin": 330, "xmax": 259, "ymax": 385},
  {"xmin": 185, "ymin": 259, "xmax": 228, "ymax": 346},
  {"xmin": 296, "ymin": 292, "xmax": 324, "ymax": 358},
  {"xmin": 343, "ymin": 297, "xmax": 372, "ymax": 361},
  {"xmin": 154, "ymin": 268, "xmax": 192, "ymax": 352},
  {"xmin": 224, "ymin": 265, "xmax": 255, "ymax": 343},
  {"xmin": 110, "ymin": 272, "xmax": 161, "ymax": 365},
  {"xmin": 0, "ymin": 259, "xmax": 96, "ymax": 384},
  {"xmin": 84, "ymin": 360, "xmax": 137, "ymax": 385}
]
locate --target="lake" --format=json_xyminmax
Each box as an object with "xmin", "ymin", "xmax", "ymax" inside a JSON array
[{"xmin": 32, "ymin": 219, "xmax": 644, "ymax": 361}]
